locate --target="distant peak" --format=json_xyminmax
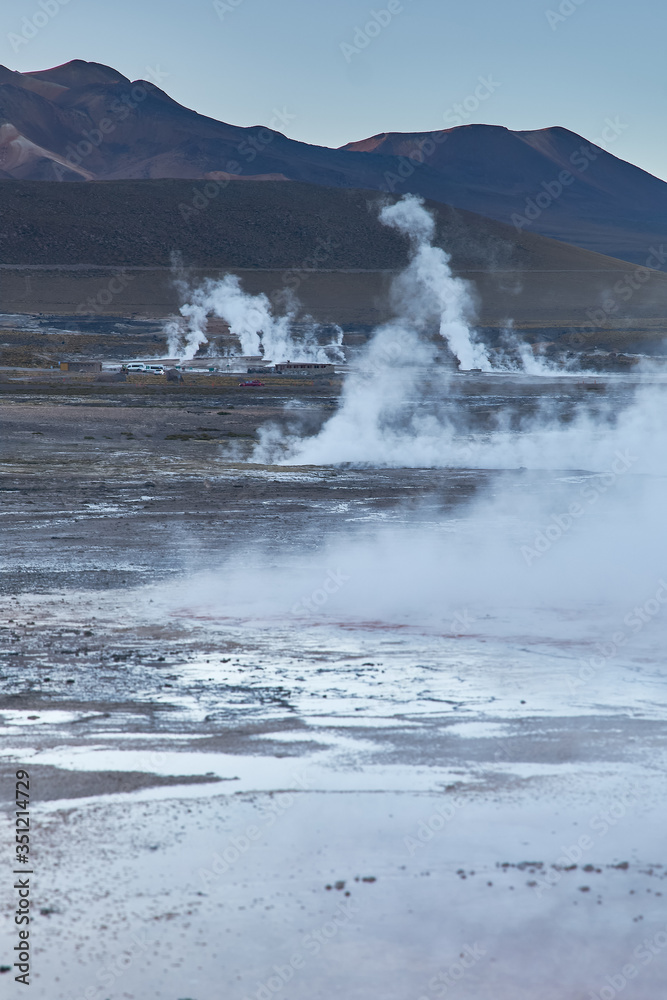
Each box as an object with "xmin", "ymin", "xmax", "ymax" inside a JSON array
[{"xmin": 26, "ymin": 60, "xmax": 130, "ymax": 88}]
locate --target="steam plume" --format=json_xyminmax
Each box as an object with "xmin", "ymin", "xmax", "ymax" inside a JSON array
[
  {"xmin": 379, "ymin": 195, "xmax": 492, "ymax": 371},
  {"xmin": 165, "ymin": 272, "xmax": 344, "ymax": 362},
  {"xmin": 252, "ymin": 196, "xmax": 667, "ymax": 470}
]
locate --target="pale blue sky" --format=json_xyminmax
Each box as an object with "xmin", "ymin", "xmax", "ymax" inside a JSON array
[{"xmin": 4, "ymin": 0, "xmax": 666, "ymax": 179}]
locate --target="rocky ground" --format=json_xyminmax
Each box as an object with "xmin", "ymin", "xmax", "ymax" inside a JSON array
[{"xmin": 1, "ymin": 368, "xmax": 667, "ymax": 999}]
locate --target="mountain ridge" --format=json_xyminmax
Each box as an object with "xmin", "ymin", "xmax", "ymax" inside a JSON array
[{"xmin": 0, "ymin": 60, "xmax": 666, "ymax": 265}]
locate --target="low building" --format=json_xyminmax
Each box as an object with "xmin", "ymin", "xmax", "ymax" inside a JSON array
[
  {"xmin": 59, "ymin": 361, "xmax": 102, "ymax": 372},
  {"xmin": 274, "ymin": 362, "xmax": 335, "ymax": 375}
]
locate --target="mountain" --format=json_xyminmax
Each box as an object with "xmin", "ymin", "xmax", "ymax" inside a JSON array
[
  {"xmin": 0, "ymin": 60, "xmax": 449, "ymax": 190},
  {"xmin": 0, "ymin": 60, "xmax": 666, "ymax": 266},
  {"xmin": 341, "ymin": 125, "xmax": 667, "ymax": 264}
]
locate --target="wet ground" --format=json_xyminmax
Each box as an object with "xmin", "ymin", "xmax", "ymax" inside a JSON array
[{"xmin": 1, "ymin": 372, "xmax": 667, "ymax": 999}]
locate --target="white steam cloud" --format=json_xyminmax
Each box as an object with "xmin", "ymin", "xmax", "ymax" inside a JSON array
[
  {"xmin": 165, "ymin": 272, "xmax": 344, "ymax": 363},
  {"xmin": 153, "ymin": 198, "xmax": 667, "ymax": 705},
  {"xmin": 256, "ymin": 370, "xmax": 667, "ymax": 472},
  {"xmin": 152, "ymin": 197, "xmax": 667, "ymax": 687},
  {"xmin": 166, "ymin": 473, "xmax": 667, "ymax": 633},
  {"xmin": 253, "ymin": 195, "xmax": 660, "ymax": 470},
  {"xmin": 379, "ymin": 195, "xmax": 492, "ymax": 372}
]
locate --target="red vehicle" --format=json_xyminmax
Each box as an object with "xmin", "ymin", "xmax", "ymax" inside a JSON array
[{"xmin": 239, "ymin": 379, "xmax": 264, "ymax": 387}]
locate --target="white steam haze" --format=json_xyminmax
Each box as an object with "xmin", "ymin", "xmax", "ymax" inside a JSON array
[
  {"xmin": 174, "ymin": 388, "xmax": 667, "ymax": 648},
  {"xmin": 163, "ymin": 191, "xmax": 667, "ymax": 638},
  {"xmin": 169, "ymin": 472, "xmax": 667, "ymax": 632},
  {"xmin": 165, "ymin": 272, "xmax": 344, "ymax": 362},
  {"xmin": 378, "ymin": 195, "xmax": 492, "ymax": 372},
  {"xmin": 254, "ymin": 194, "xmax": 609, "ymax": 467},
  {"xmin": 257, "ymin": 377, "xmax": 667, "ymax": 471},
  {"xmin": 155, "ymin": 196, "xmax": 667, "ymax": 705},
  {"xmin": 163, "ymin": 195, "xmax": 534, "ymax": 370}
]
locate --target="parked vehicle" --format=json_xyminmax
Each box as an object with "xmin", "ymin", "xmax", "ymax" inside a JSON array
[{"xmin": 123, "ymin": 363, "xmax": 165, "ymax": 374}]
